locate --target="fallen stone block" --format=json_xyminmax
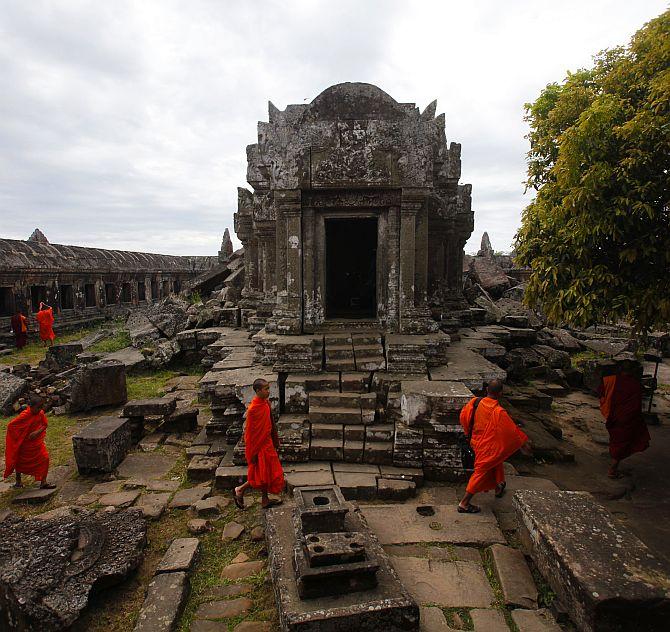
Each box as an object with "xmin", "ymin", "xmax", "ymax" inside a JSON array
[
  {"xmin": 133, "ymin": 571, "xmax": 189, "ymax": 632},
  {"xmin": 72, "ymin": 416, "xmax": 132, "ymax": 474},
  {"xmin": 156, "ymin": 538, "xmax": 200, "ymax": 574},
  {"xmin": 377, "ymin": 478, "xmax": 416, "ymax": 501},
  {"xmin": 511, "ymin": 608, "xmax": 562, "ymax": 631},
  {"xmin": 514, "ymin": 490, "xmax": 670, "ymax": 632},
  {"xmin": 12, "ymin": 487, "xmax": 58, "ymax": 504},
  {"xmin": 158, "ymin": 406, "xmax": 199, "ymax": 433},
  {"xmin": 123, "ymin": 396, "xmax": 177, "ymax": 418},
  {"xmin": 488, "ymin": 543, "xmax": 538, "ymax": 609},
  {"xmin": 136, "ymin": 493, "xmax": 171, "ymax": 520},
  {"xmin": 187, "ymin": 456, "xmax": 222, "ymax": 482},
  {"xmin": 46, "ymin": 342, "xmax": 84, "ymax": 368},
  {"xmin": 169, "ymin": 486, "xmax": 210, "ymax": 509},
  {"xmin": 0, "ymin": 372, "xmax": 28, "ymax": 415},
  {"xmin": 214, "ymin": 465, "xmax": 249, "ymax": 490},
  {"xmin": 67, "ymin": 359, "xmax": 127, "ymax": 413},
  {"xmin": 0, "ymin": 509, "xmax": 146, "ymax": 631}
]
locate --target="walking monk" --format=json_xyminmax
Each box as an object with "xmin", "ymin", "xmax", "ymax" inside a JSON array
[
  {"xmin": 10, "ymin": 310, "xmax": 28, "ymax": 349},
  {"xmin": 599, "ymin": 360, "xmax": 650, "ymax": 479},
  {"xmin": 458, "ymin": 379, "xmax": 531, "ymax": 514},
  {"xmin": 234, "ymin": 378, "xmax": 284, "ymax": 509},
  {"xmin": 35, "ymin": 301, "xmax": 55, "ymax": 346},
  {"xmin": 4, "ymin": 394, "xmax": 55, "ymax": 489}
]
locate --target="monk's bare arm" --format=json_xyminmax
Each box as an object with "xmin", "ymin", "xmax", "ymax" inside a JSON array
[{"xmin": 28, "ymin": 426, "xmax": 47, "ymax": 440}]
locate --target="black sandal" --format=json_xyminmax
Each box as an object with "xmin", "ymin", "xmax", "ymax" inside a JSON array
[
  {"xmin": 495, "ymin": 482, "xmax": 507, "ymax": 498},
  {"xmin": 233, "ymin": 489, "xmax": 245, "ymax": 509},
  {"xmin": 262, "ymin": 498, "xmax": 283, "ymax": 509},
  {"xmin": 457, "ymin": 504, "xmax": 481, "ymax": 514}
]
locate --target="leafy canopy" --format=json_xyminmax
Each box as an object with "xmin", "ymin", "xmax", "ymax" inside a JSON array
[{"xmin": 515, "ymin": 10, "xmax": 670, "ymax": 335}]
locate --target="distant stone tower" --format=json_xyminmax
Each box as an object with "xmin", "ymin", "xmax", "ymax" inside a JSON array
[
  {"xmin": 477, "ymin": 231, "xmax": 494, "ymax": 258},
  {"xmin": 218, "ymin": 228, "xmax": 233, "ymax": 263},
  {"xmin": 28, "ymin": 228, "xmax": 49, "ymax": 245}
]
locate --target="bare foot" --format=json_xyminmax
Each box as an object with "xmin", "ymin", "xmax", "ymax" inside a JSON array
[
  {"xmin": 40, "ymin": 483, "xmax": 56, "ymax": 489},
  {"xmin": 13, "ymin": 482, "xmax": 23, "ymax": 488}
]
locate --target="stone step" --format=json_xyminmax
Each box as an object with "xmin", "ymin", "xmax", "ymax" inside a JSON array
[
  {"xmin": 364, "ymin": 441, "xmax": 394, "ymax": 465},
  {"xmin": 325, "ymin": 344, "xmax": 355, "ymax": 360},
  {"xmin": 324, "ymin": 333, "xmax": 353, "ymax": 345},
  {"xmin": 341, "ymin": 372, "xmax": 370, "ymax": 393},
  {"xmin": 309, "ymin": 391, "xmax": 361, "ymax": 407},
  {"xmin": 309, "ymin": 406, "xmax": 362, "ymax": 424},
  {"xmin": 355, "ymin": 356, "xmax": 386, "ymax": 371},
  {"xmin": 325, "ymin": 359, "xmax": 357, "ymax": 371},
  {"xmin": 310, "ymin": 423, "xmax": 344, "ymax": 440},
  {"xmin": 352, "ymin": 333, "xmax": 383, "ymax": 345},
  {"xmin": 310, "ymin": 437, "xmax": 343, "ymax": 461},
  {"xmin": 365, "ymin": 424, "xmax": 394, "ymax": 442}
]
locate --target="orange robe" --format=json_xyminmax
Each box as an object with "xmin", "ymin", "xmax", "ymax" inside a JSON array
[
  {"xmin": 599, "ymin": 374, "xmax": 650, "ymax": 461},
  {"xmin": 36, "ymin": 307, "xmax": 55, "ymax": 342},
  {"xmin": 4, "ymin": 407, "xmax": 50, "ymax": 482},
  {"xmin": 460, "ymin": 396, "xmax": 528, "ymax": 495},
  {"xmin": 244, "ymin": 396, "xmax": 284, "ymax": 494}
]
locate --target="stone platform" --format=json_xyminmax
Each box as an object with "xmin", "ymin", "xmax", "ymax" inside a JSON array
[{"xmin": 265, "ymin": 500, "xmax": 419, "ymax": 632}]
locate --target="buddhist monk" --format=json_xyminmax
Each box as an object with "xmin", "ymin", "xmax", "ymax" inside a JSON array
[
  {"xmin": 35, "ymin": 301, "xmax": 55, "ymax": 346},
  {"xmin": 233, "ymin": 378, "xmax": 284, "ymax": 509},
  {"xmin": 599, "ymin": 360, "xmax": 650, "ymax": 479},
  {"xmin": 4, "ymin": 394, "xmax": 55, "ymax": 489},
  {"xmin": 458, "ymin": 379, "xmax": 531, "ymax": 514},
  {"xmin": 10, "ymin": 310, "xmax": 28, "ymax": 349}
]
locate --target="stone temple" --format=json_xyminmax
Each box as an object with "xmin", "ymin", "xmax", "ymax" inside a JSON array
[{"xmin": 234, "ymin": 82, "xmax": 473, "ymax": 336}]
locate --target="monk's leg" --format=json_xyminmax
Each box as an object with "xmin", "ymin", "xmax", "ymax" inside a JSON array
[
  {"xmin": 14, "ymin": 473, "xmax": 22, "ymax": 488},
  {"xmin": 235, "ymin": 481, "xmax": 251, "ymax": 497},
  {"xmin": 608, "ymin": 458, "xmax": 621, "ymax": 479},
  {"xmin": 494, "ymin": 463, "xmax": 506, "ymax": 497}
]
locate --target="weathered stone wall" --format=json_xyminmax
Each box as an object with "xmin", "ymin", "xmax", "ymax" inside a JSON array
[{"xmin": 0, "ymin": 235, "xmax": 217, "ymax": 335}]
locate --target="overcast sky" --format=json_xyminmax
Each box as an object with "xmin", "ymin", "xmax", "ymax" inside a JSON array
[{"xmin": 0, "ymin": 1, "xmax": 666, "ymax": 256}]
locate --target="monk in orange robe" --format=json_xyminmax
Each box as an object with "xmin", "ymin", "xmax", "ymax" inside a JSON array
[
  {"xmin": 4, "ymin": 395, "xmax": 55, "ymax": 488},
  {"xmin": 35, "ymin": 302, "xmax": 55, "ymax": 346},
  {"xmin": 234, "ymin": 378, "xmax": 284, "ymax": 509},
  {"xmin": 599, "ymin": 361, "xmax": 650, "ymax": 479},
  {"xmin": 10, "ymin": 311, "xmax": 28, "ymax": 349},
  {"xmin": 458, "ymin": 379, "xmax": 531, "ymax": 513}
]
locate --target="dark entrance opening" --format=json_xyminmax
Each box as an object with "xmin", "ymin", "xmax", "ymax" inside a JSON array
[
  {"xmin": 325, "ymin": 217, "xmax": 377, "ymax": 318},
  {"xmin": 31, "ymin": 285, "xmax": 47, "ymax": 312}
]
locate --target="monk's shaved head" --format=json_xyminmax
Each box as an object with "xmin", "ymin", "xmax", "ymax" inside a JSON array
[
  {"xmin": 487, "ymin": 379, "xmax": 504, "ymax": 398},
  {"xmin": 253, "ymin": 378, "xmax": 269, "ymax": 393},
  {"xmin": 29, "ymin": 393, "xmax": 45, "ymax": 411}
]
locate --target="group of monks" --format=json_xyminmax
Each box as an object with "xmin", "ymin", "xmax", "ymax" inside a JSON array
[
  {"xmin": 9, "ymin": 302, "xmax": 56, "ymax": 349},
  {"xmin": 230, "ymin": 366, "xmax": 651, "ymax": 514}
]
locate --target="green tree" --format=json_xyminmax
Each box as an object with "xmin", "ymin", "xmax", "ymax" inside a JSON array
[{"xmin": 515, "ymin": 10, "xmax": 670, "ymax": 335}]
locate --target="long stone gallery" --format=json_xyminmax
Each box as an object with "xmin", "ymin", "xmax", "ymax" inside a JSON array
[{"xmin": 0, "ymin": 83, "xmax": 668, "ymax": 632}]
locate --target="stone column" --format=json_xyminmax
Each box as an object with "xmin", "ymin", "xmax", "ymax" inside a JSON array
[
  {"xmin": 273, "ymin": 189, "xmax": 302, "ymax": 334},
  {"xmin": 302, "ymin": 207, "xmax": 318, "ymax": 331},
  {"xmin": 386, "ymin": 206, "xmax": 401, "ymax": 331},
  {"xmin": 399, "ymin": 191, "xmax": 420, "ymax": 320},
  {"xmin": 415, "ymin": 205, "xmax": 429, "ymax": 306}
]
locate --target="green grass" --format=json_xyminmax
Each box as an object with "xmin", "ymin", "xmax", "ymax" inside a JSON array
[
  {"xmin": 126, "ymin": 365, "xmax": 203, "ymax": 400},
  {"xmin": 88, "ymin": 329, "xmax": 131, "ymax": 354},
  {"xmin": 571, "ymin": 350, "xmax": 608, "ymax": 367},
  {"xmin": 481, "ymin": 548, "xmax": 519, "ymax": 631}
]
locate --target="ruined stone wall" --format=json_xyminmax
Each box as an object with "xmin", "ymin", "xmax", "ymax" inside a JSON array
[{"xmin": 0, "ymin": 237, "xmax": 217, "ymax": 334}]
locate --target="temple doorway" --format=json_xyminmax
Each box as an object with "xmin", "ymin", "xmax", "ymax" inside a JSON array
[{"xmin": 325, "ymin": 217, "xmax": 377, "ymax": 318}]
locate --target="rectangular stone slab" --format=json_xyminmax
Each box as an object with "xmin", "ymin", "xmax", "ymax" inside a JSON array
[
  {"xmin": 265, "ymin": 504, "xmax": 419, "ymax": 632},
  {"xmin": 361, "ymin": 504, "xmax": 505, "ymax": 546},
  {"xmin": 488, "ymin": 544, "xmax": 538, "ymax": 609},
  {"xmin": 514, "ymin": 490, "xmax": 670, "ymax": 632},
  {"xmin": 133, "ymin": 571, "xmax": 189, "ymax": 632},
  {"xmin": 156, "ymin": 538, "xmax": 200, "ymax": 573}
]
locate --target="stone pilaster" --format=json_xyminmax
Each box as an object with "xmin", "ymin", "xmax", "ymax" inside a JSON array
[{"xmin": 273, "ymin": 189, "xmax": 302, "ymax": 334}]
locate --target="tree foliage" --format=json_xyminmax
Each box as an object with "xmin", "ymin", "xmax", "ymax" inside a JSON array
[{"xmin": 515, "ymin": 10, "xmax": 670, "ymax": 335}]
